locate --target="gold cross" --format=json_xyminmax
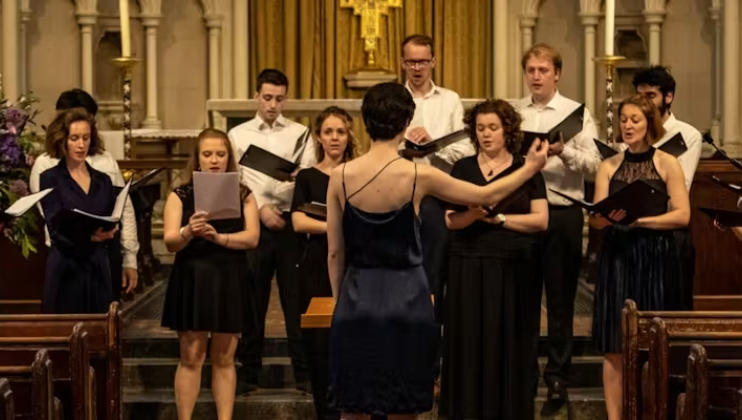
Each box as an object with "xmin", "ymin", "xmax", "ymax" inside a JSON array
[{"xmin": 340, "ymin": 0, "xmax": 402, "ymax": 68}]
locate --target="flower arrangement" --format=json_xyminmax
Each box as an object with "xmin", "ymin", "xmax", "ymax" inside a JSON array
[{"xmin": 0, "ymin": 75, "xmax": 43, "ymax": 258}]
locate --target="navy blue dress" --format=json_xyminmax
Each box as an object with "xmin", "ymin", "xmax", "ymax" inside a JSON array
[
  {"xmin": 329, "ymin": 162, "xmax": 437, "ymax": 415},
  {"xmin": 39, "ymin": 160, "xmax": 115, "ymax": 314},
  {"xmin": 592, "ymin": 148, "xmax": 683, "ymax": 353}
]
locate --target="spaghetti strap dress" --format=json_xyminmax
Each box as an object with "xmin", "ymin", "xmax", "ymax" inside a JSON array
[{"xmin": 329, "ymin": 160, "xmax": 438, "ymax": 415}]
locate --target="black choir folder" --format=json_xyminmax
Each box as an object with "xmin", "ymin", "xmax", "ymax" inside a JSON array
[
  {"xmin": 699, "ymin": 208, "xmax": 742, "ymax": 227},
  {"xmin": 549, "ymin": 180, "xmax": 669, "ymax": 225},
  {"xmin": 656, "ymin": 132, "xmax": 688, "ymax": 157},
  {"xmin": 298, "ymin": 201, "xmax": 327, "ymax": 219},
  {"xmin": 404, "ymin": 129, "xmax": 470, "ymax": 156},
  {"xmin": 49, "ymin": 181, "xmax": 132, "ymax": 240},
  {"xmin": 594, "ymin": 139, "xmax": 619, "ymax": 159},
  {"xmin": 239, "ymin": 130, "xmax": 311, "ymax": 181},
  {"xmin": 709, "ymin": 175, "xmax": 742, "ymax": 196},
  {"xmin": 239, "ymin": 145, "xmax": 298, "ymax": 182},
  {"xmin": 520, "ymin": 104, "xmax": 585, "ymax": 155}
]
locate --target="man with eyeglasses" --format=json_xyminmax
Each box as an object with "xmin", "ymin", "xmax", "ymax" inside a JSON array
[{"xmin": 400, "ymin": 34, "xmax": 474, "ymax": 299}]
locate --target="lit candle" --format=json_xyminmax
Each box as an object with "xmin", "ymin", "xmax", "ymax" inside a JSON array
[
  {"xmin": 605, "ymin": 0, "xmax": 615, "ymax": 56},
  {"xmin": 119, "ymin": 0, "xmax": 131, "ymax": 57}
]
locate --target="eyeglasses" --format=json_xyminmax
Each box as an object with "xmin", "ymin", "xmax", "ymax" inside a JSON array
[{"xmin": 403, "ymin": 59, "xmax": 433, "ymax": 68}]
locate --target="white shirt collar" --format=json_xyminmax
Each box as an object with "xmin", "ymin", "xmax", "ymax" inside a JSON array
[
  {"xmin": 251, "ymin": 112, "xmax": 288, "ymax": 131},
  {"xmin": 405, "ymin": 80, "xmax": 441, "ymax": 99},
  {"xmin": 522, "ymin": 90, "xmax": 566, "ymax": 110}
]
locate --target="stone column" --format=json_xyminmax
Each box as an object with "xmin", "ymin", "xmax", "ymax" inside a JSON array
[
  {"xmin": 643, "ymin": 10, "xmax": 666, "ymax": 64},
  {"xmin": 2, "ymin": 0, "xmax": 21, "ymax": 101},
  {"xmin": 519, "ymin": 0, "xmax": 542, "ymax": 98},
  {"xmin": 201, "ymin": 0, "xmax": 225, "ymax": 100},
  {"xmin": 138, "ymin": 0, "xmax": 163, "ymax": 129},
  {"xmin": 233, "ymin": 0, "xmax": 249, "ymax": 98},
  {"xmin": 579, "ymin": 0, "xmax": 601, "ymax": 116},
  {"xmin": 491, "ymin": 0, "xmax": 509, "ymax": 98},
  {"xmin": 723, "ymin": 0, "xmax": 741, "ymax": 154},
  {"xmin": 709, "ymin": 0, "xmax": 721, "ymax": 141},
  {"xmin": 20, "ymin": 0, "xmax": 31, "ymax": 93},
  {"xmin": 73, "ymin": 0, "xmax": 98, "ymax": 94}
]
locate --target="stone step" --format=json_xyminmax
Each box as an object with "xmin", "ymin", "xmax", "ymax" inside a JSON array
[
  {"xmin": 122, "ymin": 336, "xmax": 289, "ymax": 359},
  {"xmin": 123, "ymin": 335, "xmax": 599, "ymax": 360},
  {"xmin": 124, "ymin": 357, "xmax": 295, "ymax": 390},
  {"xmin": 123, "ymin": 355, "xmax": 603, "ymax": 390},
  {"xmin": 122, "ymin": 388, "xmax": 606, "ymax": 420}
]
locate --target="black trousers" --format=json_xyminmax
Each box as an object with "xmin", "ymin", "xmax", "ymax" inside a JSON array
[
  {"xmin": 106, "ymin": 231, "xmax": 123, "ymax": 303},
  {"xmin": 237, "ymin": 215, "xmax": 308, "ymax": 385},
  {"xmin": 420, "ymin": 196, "xmax": 448, "ymax": 307},
  {"xmin": 674, "ymin": 228, "xmax": 696, "ymax": 310},
  {"xmin": 541, "ymin": 204, "xmax": 584, "ymax": 386}
]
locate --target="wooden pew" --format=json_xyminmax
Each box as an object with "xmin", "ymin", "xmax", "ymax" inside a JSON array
[
  {"xmin": 0, "ymin": 303, "xmax": 121, "ymax": 420},
  {"xmin": 0, "ymin": 322, "xmax": 95, "ymax": 420},
  {"xmin": 676, "ymin": 344, "xmax": 742, "ymax": 420},
  {"xmin": 648, "ymin": 318, "xmax": 742, "ymax": 419},
  {"xmin": 622, "ymin": 300, "xmax": 742, "ymax": 420},
  {"xmin": 0, "ymin": 349, "xmax": 61, "ymax": 420},
  {"xmin": 0, "ymin": 378, "xmax": 14, "ymax": 420}
]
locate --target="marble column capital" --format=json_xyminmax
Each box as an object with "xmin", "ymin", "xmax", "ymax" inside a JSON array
[
  {"xmin": 20, "ymin": 0, "xmax": 32, "ymax": 22},
  {"xmin": 521, "ymin": 0, "xmax": 542, "ymax": 17},
  {"xmin": 579, "ymin": 0, "xmax": 601, "ymax": 15},
  {"xmin": 205, "ymin": 15, "xmax": 223, "ymax": 29},
  {"xmin": 520, "ymin": 14, "xmax": 538, "ymax": 28},
  {"xmin": 579, "ymin": 12, "xmax": 600, "ymax": 26},
  {"xmin": 709, "ymin": 5, "xmax": 721, "ymax": 20},
  {"xmin": 72, "ymin": 0, "xmax": 98, "ymax": 17},
  {"xmin": 137, "ymin": 0, "xmax": 162, "ymax": 17},
  {"xmin": 140, "ymin": 15, "xmax": 161, "ymax": 27},
  {"xmin": 76, "ymin": 14, "xmax": 97, "ymax": 26},
  {"xmin": 643, "ymin": 10, "xmax": 666, "ymax": 24}
]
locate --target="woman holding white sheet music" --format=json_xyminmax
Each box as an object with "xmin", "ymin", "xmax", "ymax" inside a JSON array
[
  {"xmin": 160, "ymin": 128, "xmax": 260, "ymax": 420},
  {"xmin": 291, "ymin": 106, "xmax": 356, "ymax": 420},
  {"xmin": 589, "ymin": 94, "xmax": 689, "ymax": 420},
  {"xmin": 38, "ymin": 108, "xmax": 119, "ymax": 314}
]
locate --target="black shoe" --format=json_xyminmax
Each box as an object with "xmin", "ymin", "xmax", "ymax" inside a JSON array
[{"xmin": 540, "ymin": 380, "xmax": 568, "ymax": 417}]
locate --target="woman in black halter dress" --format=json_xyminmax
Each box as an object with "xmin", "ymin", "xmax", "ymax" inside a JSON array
[
  {"xmin": 590, "ymin": 95, "xmax": 690, "ymax": 420},
  {"xmin": 324, "ymin": 83, "xmax": 549, "ymax": 419}
]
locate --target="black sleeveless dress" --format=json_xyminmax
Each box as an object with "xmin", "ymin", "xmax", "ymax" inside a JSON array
[
  {"xmin": 592, "ymin": 148, "xmax": 683, "ymax": 353},
  {"xmin": 161, "ymin": 185, "xmax": 253, "ymax": 334},
  {"xmin": 329, "ymin": 161, "xmax": 437, "ymax": 415}
]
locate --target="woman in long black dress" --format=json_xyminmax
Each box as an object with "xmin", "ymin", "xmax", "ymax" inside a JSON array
[
  {"xmin": 440, "ymin": 99, "xmax": 548, "ymax": 420},
  {"xmin": 325, "ymin": 82, "xmax": 549, "ymax": 419},
  {"xmin": 590, "ymin": 95, "xmax": 689, "ymax": 420},
  {"xmin": 39, "ymin": 108, "xmax": 119, "ymax": 314},
  {"xmin": 291, "ymin": 106, "xmax": 356, "ymax": 420},
  {"xmin": 161, "ymin": 128, "xmax": 260, "ymax": 420}
]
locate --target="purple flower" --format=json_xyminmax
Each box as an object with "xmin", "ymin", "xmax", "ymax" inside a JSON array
[
  {"xmin": 0, "ymin": 135, "xmax": 21, "ymax": 168},
  {"xmin": 8, "ymin": 179, "xmax": 29, "ymax": 196},
  {"xmin": 2, "ymin": 107, "xmax": 26, "ymax": 133}
]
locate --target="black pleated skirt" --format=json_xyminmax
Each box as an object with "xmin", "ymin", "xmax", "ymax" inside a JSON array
[
  {"xmin": 161, "ymin": 250, "xmax": 251, "ymax": 334},
  {"xmin": 43, "ymin": 244, "xmax": 112, "ymax": 314},
  {"xmin": 439, "ymin": 240, "xmax": 541, "ymax": 420},
  {"xmin": 592, "ymin": 225, "xmax": 683, "ymax": 354}
]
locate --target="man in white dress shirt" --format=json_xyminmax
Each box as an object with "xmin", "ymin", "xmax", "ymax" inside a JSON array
[
  {"xmin": 516, "ymin": 43, "xmax": 601, "ymax": 414},
  {"xmin": 633, "ymin": 66, "xmax": 702, "ymax": 311},
  {"xmin": 29, "ymin": 89, "xmax": 139, "ymax": 302},
  {"xmin": 228, "ymin": 69, "xmax": 316, "ymax": 395},
  {"xmin": 399, "ymin": 34, "xmax": 474, "ymax": 302}
]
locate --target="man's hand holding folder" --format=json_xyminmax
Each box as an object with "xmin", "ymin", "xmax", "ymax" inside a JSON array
[
  {"xmin": 403, "ymin": 129, "xmax": 470, "ymax": 159},
  {"xmin": 520, "ymin": 104, "xmax": 585, "ymax": 156}
]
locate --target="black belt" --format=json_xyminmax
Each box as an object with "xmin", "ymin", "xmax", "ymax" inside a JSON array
[{"xmin": 548, "ymin": 203, "xmax": 577, "ymax": 210}]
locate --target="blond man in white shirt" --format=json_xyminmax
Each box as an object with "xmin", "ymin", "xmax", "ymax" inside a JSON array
[
  {"xmin": 400, "ymin": 34, "xmax": 475, "ymax": 306},
  {"xmin": 228, "ymin": 69, "xmax": 316, "ymax": 395},
  {"xmin": 516, "ymin": 43, "xmax": 601, "ymax": 415},
  {"xmin": 633, "ymin": 65, "xmax": 702, "ymax": 311},
  {"xmin": 29, "ymin": 89, "xmax": 139, "ymax": 302}
]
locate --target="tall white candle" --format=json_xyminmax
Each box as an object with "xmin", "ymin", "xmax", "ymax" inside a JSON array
[
  {"xmin": 605, "ymin": 0, "xmax": 615, "ymax": 56},
  {"xmin": 119, "ymin": 0, "xmax": 131, "ymax": 57}
]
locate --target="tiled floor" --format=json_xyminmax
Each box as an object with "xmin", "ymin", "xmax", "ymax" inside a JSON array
[{"xmin": 124, "ymin": 278, "xmax": 594, "ymax": 338}]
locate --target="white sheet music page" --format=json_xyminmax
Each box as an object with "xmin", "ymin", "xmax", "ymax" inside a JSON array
[{"xmin": 4, "ymin": 188, "xmax": 54, "ymax": 217}]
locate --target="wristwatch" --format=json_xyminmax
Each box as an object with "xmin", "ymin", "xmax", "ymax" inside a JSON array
[
  {"xmin": 496, "ymin": 213, "xmax": 506, "ymax": 225},
  {"xmin": 179, "ymin": 227, "xmax": 188, "ymax": 238}
]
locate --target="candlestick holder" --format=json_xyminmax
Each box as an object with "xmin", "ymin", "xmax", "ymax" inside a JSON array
[
  {"xmin": 593, "ymin": 55, "xmax": 626, "ymax": 143},
  {"xmin": 112, "ymin": 57, "xmax": 140, "ymax": 161}
]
